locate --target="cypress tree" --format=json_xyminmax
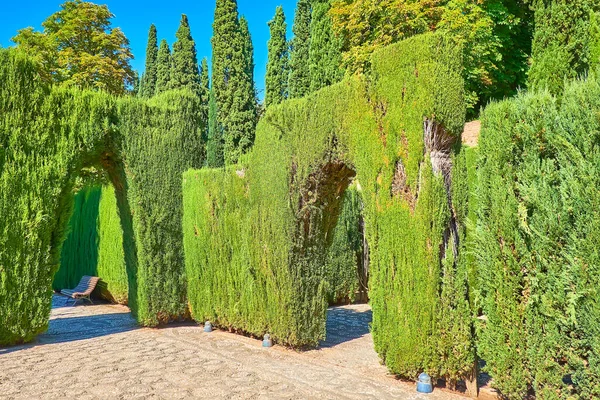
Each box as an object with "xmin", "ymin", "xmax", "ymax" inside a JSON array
[
  {"xmin": 155, "ymin": 39, "xmax": 172, "ymax": 95},
  {"xmin": 309, "ymin": 0, "xmax": 343, "ymax": 93},
  {"xmin": 140, "ymin": 24, "xmax": 158, "ymax": 98},
  {"xmin": 239, "ymin": 16, "xmax": 258, "ymax": 122},
  {"xmin": 172, "ymin": 14, "xmax": 201, "ymax": 96},
  {"xmin": 212, "ymin": 0, "xmax": 256, "ymax": 165},
  {"xmin": 200, "ymin": 57, "xmax": 210, "ymax": 142},
  {"xmin": 289, "ymin": 0, "xmax": 311, "ymax": 99},
  {"xmin": 206, "ymin": 86, "xmax": 225, "ymax": 167},
  {"xmin": 265, "ymin": 6, "xmax": 289, "ymax": 108},
  {"xmin": 528, "ymin": 0, "xmax": 599, "ymax": 95}
]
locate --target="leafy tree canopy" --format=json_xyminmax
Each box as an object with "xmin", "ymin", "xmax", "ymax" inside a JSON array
[
  {"xmin": 12, "ymin": 0, "xmax": 135, "ymax": 95},
  {"xmin": 330, "ymin": 0, "xmax": 532, "ymax": 117}
]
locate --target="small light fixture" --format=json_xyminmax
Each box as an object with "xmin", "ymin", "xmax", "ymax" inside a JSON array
[
  {"xmin": 416, "ymin": 372, "xmax": 433, "ymax": 393},
  {"xmin": 262, "ymin": 334, "xmax": 272, "ymax": 347},
  {"xmin": 204, "ymin": 321, "xmax": 212, "ymax": 332}
]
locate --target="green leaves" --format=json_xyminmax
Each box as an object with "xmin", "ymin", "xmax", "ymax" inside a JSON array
[{"xmin": 12, "ymin": 0, "xmax": 135, "ymax": 95}]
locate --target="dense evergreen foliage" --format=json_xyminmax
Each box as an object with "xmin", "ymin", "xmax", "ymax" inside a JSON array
[
  {"xmin": 172, "ymin": 14, "xmax": 202, "ymax": 97},
  {"xmin": 309, "ymin": 0, "xmax": 344, "ymax": 93},
  {"xmin": 211, "ymin": 0, "xmax": 256, "ymax": 165},
  {"xmin": 288, "ymin": 0, "xmax": 311, "ymax": 99},
  {"xmin": 139, "ymin": 24, "xmax": 158, "ymax": 98},
  {"xmin": 11, "ymin": 0, "xmax": 135, "ymax": 95},
  {"xmin": 183, "ymin": 33, "xmax": 473, "ymax": 385},
  {"xmin": 324, "ymin": 186, "xmax": 363, "ymax": 304},
  {"xmin": 206, "ymin": 86, "xmax": 225, "ymax": 167},
  {"xmin": 0, "ymin": 49, "xmax": 204, "ymax": 345},
  {"xmin": 53, "ymin": 185, "xmax": 128, "ymax": 304},
  {"xmin": 265, "ymin": 6, "xmax": 289, "ymax": 108},
  {"xmin": 529, "ymin": 0, "xmax": 600, "ymax": 95},
  {"xmin": 155, "ymin": 39, "xmax": 172, "ymax": 95},
  {"xmin": 477, "ymin": 75, "xmax": 600, "ymax": 399}
]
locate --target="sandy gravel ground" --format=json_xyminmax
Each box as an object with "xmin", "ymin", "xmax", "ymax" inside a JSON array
[{"xmin": 0, "ymin": 296, "xmax": 469, "ymax": 400}]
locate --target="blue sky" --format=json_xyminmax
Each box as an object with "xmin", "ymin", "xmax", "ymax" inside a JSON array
[{"xmin": 1, "ymin": 0, "xmax": 299, "ymax": 98}]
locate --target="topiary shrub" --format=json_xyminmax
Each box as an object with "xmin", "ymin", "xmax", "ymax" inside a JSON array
[
  {"xmin": 0, "ymin": 49, "xmax": 204, "ymax": 345},
  {"xmin": 183, "ymin": 32, "xmax": 475, "ymax": 385}
]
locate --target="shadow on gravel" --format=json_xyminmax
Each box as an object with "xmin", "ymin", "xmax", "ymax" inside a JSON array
[
  {"xmin": 320, "ymin": 306, "xmax": 372, "ymax": 348},
  {"xmin": 0, "ymin": 297, "xmax": 138, "ymax": 355}
]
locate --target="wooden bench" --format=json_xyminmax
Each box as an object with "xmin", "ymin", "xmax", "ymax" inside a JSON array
[{"xmin": 60, "ymin": 276, "xmax": 100, "ymax": 306}]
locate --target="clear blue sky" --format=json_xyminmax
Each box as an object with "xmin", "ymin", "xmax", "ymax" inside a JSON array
[{"xmin": 1, "ymin": 0, "xmax": 298, "ymax": 99}]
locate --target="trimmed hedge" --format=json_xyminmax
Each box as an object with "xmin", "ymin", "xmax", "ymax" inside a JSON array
[
  {"xmin": 476, "ymin": 76, "xmax": 600, "ymax": 398},
  {"xmin": 324, "ymin": 185, "xmax": 363, "ymax": 304},
  {"xmin": 0, "ymin": 49, "xmax": 204, "ymax": 345},
  {"xmin": 53, "ymin": 184, "xmax": 128, "ymax": 304},
  {"xmin": 183, "ymin": 32, "xmax": 474, "ymax": 383}
]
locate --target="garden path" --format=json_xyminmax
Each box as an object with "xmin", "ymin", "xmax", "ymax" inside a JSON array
[{"xmin": 0, "ymin": 296, "xmax": 469, "ymax": 400}]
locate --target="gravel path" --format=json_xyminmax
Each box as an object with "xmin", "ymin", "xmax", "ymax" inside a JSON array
[{"xmin": 0, "ymin": 296, "xmax": 468, "ymax": 400}]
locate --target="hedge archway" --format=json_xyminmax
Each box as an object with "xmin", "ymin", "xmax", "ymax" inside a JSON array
[
  {"xmin": 182, "ymin": 33, "xmax": 477, "ymax": 389},
  {"xmin": 0, "ymin": 49, "xmax": 204, "ymax": 344}
]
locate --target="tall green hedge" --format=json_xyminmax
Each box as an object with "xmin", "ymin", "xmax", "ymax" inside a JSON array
[
  {"xmin": 324, "ymin": 185, "xmax": 363, "ymax": 304},
  {"xmin": 0, "ymin": 49, "xmax": 204, "ymax": 345},
  {"xmin": 53, "ymin": 186, "xmax": 102, "ymax": 291},
  {"xmin": 183, "ymin": 32, "xmax": 474, "ymax": 383},
  {"xmin": 53, "ymin": 184, "xmax": 128, "ymax": 304},
  {"xmin": 476, "ymin": 75, "xmax": 600, "ymax": 398}
]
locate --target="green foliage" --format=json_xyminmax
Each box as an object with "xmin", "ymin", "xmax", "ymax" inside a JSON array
[
  {"xmin": 96, "ymin": 184, "xmax": 128, "ymax": 303},
  {"xmin": 265, "ymin": 6, "xmax": 289, "ymax": 108},
  {"xmin": 590, "ymin": 11, "xmax": 600, "ymax": 70},
  {"xmin": 183, "ymin": 33, "xmax": 472, "ymax": 383},
  {"xmin": 324, "ymin": 186, "xmax": 362, "ymax": 304},
  {"xmin": 289, "ymin": 0, "xmax": 312, "ymax": 99},
  {"xmin": 309, "ymin": 0, "xmax": 344, "ymax": 93},
  {"xmin": 11, "ymin": 0, "xmax": 135, "ymax": 95},
  {"xmin": 155, "ymin": 39, "xmax": 172, "ymax": 96},
  {"xmin": 477, "ymin": 75, "xmax": 600, "ymax": 398},
  {"xmin": 212, "ymin": 0, "xmax": 256, "ymax": 165},
  {"xmin": 53, "ymin": 186, "xmax": 102, "ymax": 291},
  {"xmin": 200, "ymin": 57, "xmax": 210, "ymax": 143},
  {"xmin": 53, "ymin": 184, "xmax": 128, "ymax": 304},
  {"xmin": 139, "ymin": 24, "xmax": 158, "ymax": 98},
  {"xmin": 330, "ymin": 0, "xmax": 532, "ymax": 117},
  {"xmin": 0, "ymin": 49, "xmax": 204, "ymax": 345},
  {"xmin": 528, "ymin": 0, "xmax": 600, "ymax": 95},
  {"xmin": 206, "ymin": 86, "xmax": 225, "ymax": 167},
  {"xmin": 172, "ymin": 14, "xmax": 201, "ymax": 96}
]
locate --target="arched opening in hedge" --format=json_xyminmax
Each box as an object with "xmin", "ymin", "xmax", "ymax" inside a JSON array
[
  {"xmin": 52, "ymin": 153, "xmax": 134, "ymax": 307},
  {"xmin": 182, "ymin": 32, "xmax": 477, "ymax": 392},
  {"xmin": 0, "ymin": 48, "xmax": 204, "ymax": 345}
]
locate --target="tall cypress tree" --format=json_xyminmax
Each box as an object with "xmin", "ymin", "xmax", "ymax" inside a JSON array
[
  {"xmin": 212, "ymin": 0, "xmax": 256, "ymax": 165},
  {"xmin": 200, "ymin": 57, "xmax": 210, "ymax": 143},
  {"xmin": 206, "ymin": 86, "xmax": 225, "ymax": 167},
  {"xmin": 172, "ymin": 14, "xmax": 201, "ymax": 96},
  {"xmin": 155, "ymin": 39, "xmax": 172, "ymax": 95},
  {"xmin": 528, "ymin": 0, "xmax": 599, "ymax": 95},
  {"xmin": 140, "ymin": 24, "xmax": 158, "ymax": 98},
  {"xmin": 265, "ymin": 6, "xmax": 289, "ymax": 108},
  {"xmin": 309, "ymin": 0, "xmax": 343, "ymax": 93},
  {"xmin": 239, "ymin": 16, "xmax": 258, "ymax": 125},
  {"xmin": 289, "ymin": 0, "xmax": 311, "ymax": 99}
]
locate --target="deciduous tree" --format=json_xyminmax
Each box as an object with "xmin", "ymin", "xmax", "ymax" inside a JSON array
[{"xmin": 12, "ymin": 0, "xmax": 134, "ymax": 95}]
